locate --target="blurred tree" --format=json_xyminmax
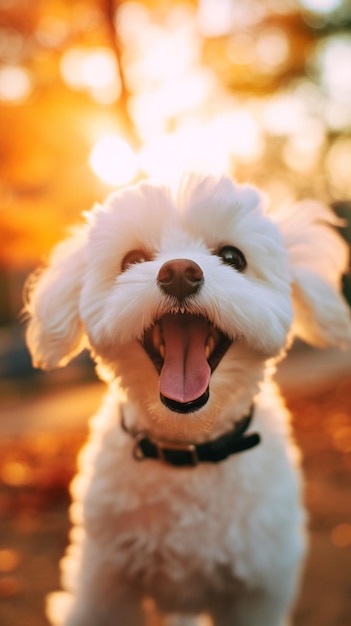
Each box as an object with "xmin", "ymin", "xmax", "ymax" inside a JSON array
[{"xmin": 0, "ymin": 0, "xmax": 351, "ymax": 322}]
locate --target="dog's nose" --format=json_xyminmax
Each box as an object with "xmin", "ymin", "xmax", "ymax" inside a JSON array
[{"xmin": 157, "ymin": 259, "xmax": 204, "ymax": 301}]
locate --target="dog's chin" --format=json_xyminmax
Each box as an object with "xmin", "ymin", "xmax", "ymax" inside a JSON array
[
  {"xmin": 159, "ymin": 389, "xmax": 210, "ymax": 414},
  {"xmin": 141, "ymin": 312, "xmax": 232, "ymax": 416}
]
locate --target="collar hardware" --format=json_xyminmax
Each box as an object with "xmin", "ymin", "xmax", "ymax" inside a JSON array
[
  {"xmin": 134, "ymin": 436, "xmax": 199, "ymax": 465},
  {"xmin": 123, "ymin": 405, "xmax": 260, "ymax": 467}
]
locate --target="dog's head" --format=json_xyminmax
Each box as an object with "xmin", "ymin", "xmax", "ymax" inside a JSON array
[{"xmin": 25, "ymin": 174, "xmax": 351, "ymax": 433}]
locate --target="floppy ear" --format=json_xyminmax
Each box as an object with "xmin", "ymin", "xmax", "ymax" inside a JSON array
[
  {"xmin": 25, "ymin": 227, "xmax": 88, "ymax": 370},
  {"xmin": 271, "ymin": 200, "xmax": 351, "ymax": 347}
]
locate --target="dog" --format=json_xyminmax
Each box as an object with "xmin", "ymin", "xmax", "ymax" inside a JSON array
[{"xmin": 25, "ymin": 174, "xmax": 351, "ymax": 626}]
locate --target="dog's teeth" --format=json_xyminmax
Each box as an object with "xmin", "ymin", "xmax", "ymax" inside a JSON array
[
  {"xmin": 152, "ymin": 324, "xmax": 165, "ymax": 358},
  {"xmin": 205, "ymin": 335, "xmax": 215, "ymax": 358}
]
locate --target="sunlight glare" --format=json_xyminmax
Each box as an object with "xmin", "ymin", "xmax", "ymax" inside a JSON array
[
  {"xmin": 123, "ymin": 17, "xmax": 200, "ymax": 93},
  {"xmin": 139, "ymin": 126, "xmax": 230, "ymax": 183},
  {"xmin": 141, "ymin": 29, "xmax": 195, "ymax": 82},
  {"xmin": 211, "ymin": 111, "xmax": 264, "ymax": 162},
  {"xmin": 89, "ymin": 136, "xmax": 138, "ymax": 186},
  {"xmin": 129, "ymin": 66, "xmax": 216, "ymax": 140}
]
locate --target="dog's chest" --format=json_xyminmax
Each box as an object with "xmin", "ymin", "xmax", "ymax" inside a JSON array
[
  {"xmin": 83, "ymin": 449, "xmax": 266, "ymax": 592},
  {"xmin": 80, "ymin": 410, "xmax": 304, "ymax": 609}
]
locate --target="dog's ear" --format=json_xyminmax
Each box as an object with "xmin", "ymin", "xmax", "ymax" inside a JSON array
[
  {"xmin": 272, "ymin": 200, "xmax": 351, "ymax": 347},
  {"xmin": 24, "ymin": 227, "xmax": 88, "ymax": 370}
]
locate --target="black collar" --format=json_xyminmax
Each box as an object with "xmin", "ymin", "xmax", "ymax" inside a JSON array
[{"xmin": 121, "ymin": 405, "xmax": 260, "ymax": 467}]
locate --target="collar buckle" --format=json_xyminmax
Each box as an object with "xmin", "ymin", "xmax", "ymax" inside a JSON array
[
  {"xmin": 133, "ymin": 433, "xmax": 199, "ymax": 465},
  {"xmin": 156, "ymin": 440, "xmax": 199, "ymax": 466}
]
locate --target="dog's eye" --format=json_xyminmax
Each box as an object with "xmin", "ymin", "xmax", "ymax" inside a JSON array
[
  {"xmin": 121, "ymin": 249, "xmax": 150, "ymax": 271},
  {"xmin": 218, "ymin": 246, "xmax": 247, "ymax": 272}
]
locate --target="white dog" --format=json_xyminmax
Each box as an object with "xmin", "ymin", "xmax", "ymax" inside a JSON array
[{"xmin": 25, "ymin": 174, "xmax": 351, "ymax": 626}]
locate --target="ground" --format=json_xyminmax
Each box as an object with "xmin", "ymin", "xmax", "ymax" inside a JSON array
[{"xmin": 0, "ymin": 348, "xmax": 350, "ymax": 626}]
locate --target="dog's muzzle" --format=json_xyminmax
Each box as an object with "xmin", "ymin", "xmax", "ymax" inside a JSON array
[{"xmin": 141, "ymin": 258, "xmax": 232, "ymax": 414}]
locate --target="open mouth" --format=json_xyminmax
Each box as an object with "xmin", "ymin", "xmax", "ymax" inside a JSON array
[{"xmin": 142, "ymin": 313, "xmax": 232, "ymax": 414}]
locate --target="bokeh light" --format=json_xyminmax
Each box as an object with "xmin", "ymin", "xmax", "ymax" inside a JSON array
[
  {"xmin": 60, "ymin": 47, "xmax": 121, "ymax": 103},
  {"xmin": 1, "ymin": 461, "xmax": 31, "ymax": 486},
  {"xmin": 255, "ymin": 28, "xmax": 290, "ymax": 71},
  {"xmin": 210, "ymin": 111, "xmax": 265, "ymax": 163},
  {"xmin": 89, "ymin": 135, "xmax": 138, "ymax": 186},
  {"xmin": 0, "ymin": 549, "xmax": 20, "ymax": 573},
  {"xmin": 283, "ymin": 118, "xmax": 326, "ymax": 173},
  {"xmin": 0, "ymin": 0, "xmax": 350, "ymax": 267},
  {"xmin": 36, "ymin": 15, "xmax": 68, "ymax": 48},
  {"xmin": 317, "ymin": 35, "xmax": 351, "ymax": 103},
  {"xmin": 0, "ymin": 65, "xmax": 32, "ymax": 103},
  {"xmin": 325, "ymin": 138, "xmax": 351, "ymax": 198},
  {"xmin": 299, "ymin": 0, "xmax": 343, "ymax": 14},
  {"xmin": 330, "ymin": 523, "xmax": 351, "ymax": 547},
  {"xmin": 197, "ymin": 0, "xmax": 234, "ymax": 37}
]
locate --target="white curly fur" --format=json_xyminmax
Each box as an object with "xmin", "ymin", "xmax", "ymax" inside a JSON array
[{"xmin": 25, "ymin": 174, "xmax": 351, "ymax": 626}]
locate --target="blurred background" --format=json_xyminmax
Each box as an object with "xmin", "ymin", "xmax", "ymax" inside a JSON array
[{"xmin": 0, "ymin": 0, "xmax": 351, "ymax": 625}]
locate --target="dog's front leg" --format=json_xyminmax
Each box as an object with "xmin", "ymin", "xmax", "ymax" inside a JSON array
[{"xmin": 49, "ymin": 538, "xmax": 146, "ymax": 626}]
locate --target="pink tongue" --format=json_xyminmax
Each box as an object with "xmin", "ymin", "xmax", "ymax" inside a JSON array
[{"xmin": 159, "ymin": 314, "xmax": 211, "ymax": 404}]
